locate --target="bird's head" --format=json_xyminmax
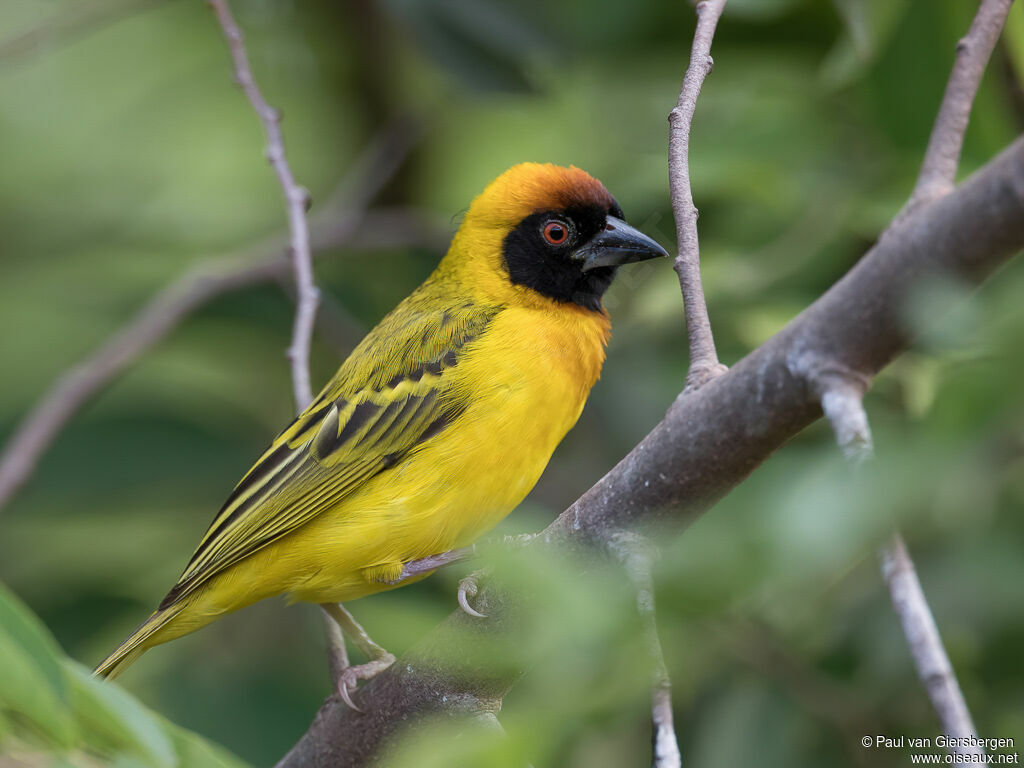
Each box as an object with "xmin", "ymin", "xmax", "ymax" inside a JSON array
[{"xmin": 449, "ymin": 163, "xmax": 668, "ymax": 312}]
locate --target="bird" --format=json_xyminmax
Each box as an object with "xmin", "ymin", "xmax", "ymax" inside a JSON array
[{"xmin": 94, "ymin": 162, "xmax": 668, "ymax": 703}]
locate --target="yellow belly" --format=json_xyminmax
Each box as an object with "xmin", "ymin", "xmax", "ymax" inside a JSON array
[{"xmin": 171, "ymin": 304, "xmax": 609, "ymax": 626}]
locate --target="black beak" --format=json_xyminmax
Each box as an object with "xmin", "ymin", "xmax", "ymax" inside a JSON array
[{"xmin": 572, "ymin": 217, "xmax": 669, "ymax": 272}]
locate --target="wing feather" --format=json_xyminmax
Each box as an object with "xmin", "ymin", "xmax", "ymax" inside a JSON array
[{"xmin": 159, "ymin": 302, "xmax": 498, "ymax": 610}]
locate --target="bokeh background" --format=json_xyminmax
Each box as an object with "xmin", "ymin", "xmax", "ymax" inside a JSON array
[{"xmin": 1, "ymin": 0, "xmax": 1023, "ymax": 766}]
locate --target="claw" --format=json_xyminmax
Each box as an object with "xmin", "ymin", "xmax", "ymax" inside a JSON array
[
  {"xmin": 334, "ymin": 653, "xmax": 396, "ymax": 712},
  {"xmin": 338, "ymin": 675, "xmax": 363, "ymax": 713},
  {"xmin": 458, "ymin": 571, "xmax": 487, "ymax": 618}
]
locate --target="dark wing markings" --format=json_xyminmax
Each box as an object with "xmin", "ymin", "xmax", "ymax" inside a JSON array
[{"xmin": 158, "ymin": 312, "xmax": 495, "ymax": 611}]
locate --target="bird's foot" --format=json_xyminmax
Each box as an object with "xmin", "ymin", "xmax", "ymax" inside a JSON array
[
  {"xmin": 458, "ymin": 568, "xmax": 490, "ymax": 618},
  {"xmin": 456, "ymin": 533, "xmax": 538, "ymax": 618},
  {"xmin": 335, "ymin": 652, "xmax": 396, "ymax": 712},
  {"xmin": 320, "ymin": 602, "xmax": 396, "ymax": 711}
]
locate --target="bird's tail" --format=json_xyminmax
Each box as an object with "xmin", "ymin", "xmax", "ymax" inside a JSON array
[{"xmin": 94, "ymin": 605, "xmax": 182, "ymax": 680}]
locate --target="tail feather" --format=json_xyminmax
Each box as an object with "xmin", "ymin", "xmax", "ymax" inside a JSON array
[{"xmin": 94, "ymin": 606, "xmax": 180, "ymax": 679}]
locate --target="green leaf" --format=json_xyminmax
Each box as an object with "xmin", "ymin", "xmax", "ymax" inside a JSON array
[
  {"xmin": 64, "ymin": 662, "xmax": 176, "ymax": 768},
  {"xmin": 0, "ymin": 586, "xmax": 249, "ymax": 767},
  {"xmin": 0, "ymin": 583, "xmax": 76, "ymax": 748},
  {"xmin": 165, "ymin": 722, "xmax": 252, "ymax": 768}
]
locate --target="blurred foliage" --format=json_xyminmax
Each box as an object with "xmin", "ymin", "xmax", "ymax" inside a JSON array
[
  {"xmin": 0, "ymin": 0, "xmax": 1022, "ymax": 766},
  {"xmin": 0, "ymin": 583, "xmax": 246, "ymax": 767}
]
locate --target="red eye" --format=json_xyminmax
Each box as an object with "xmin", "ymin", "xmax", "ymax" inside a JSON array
[{"xmin": 543, "ymin": 220, "xmax": 569, "ymax": 245}]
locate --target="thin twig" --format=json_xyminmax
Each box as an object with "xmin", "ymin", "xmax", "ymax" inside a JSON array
[
  {"xmin": 208, "ymin": 0, "xmax": 318, "ymax": 409},
  {"xmin": 880, "ymin": 532, "xmax": 983, "ymax": 757},
  {"xmin": 668, "ymin": 0, "xmax": 729, "ymax": 391},
  {"xmin": 275, "ymin": 281, "xmax": 366, "ymax": 354},
  {"xmin": 810, "ymin": 375, "xmax": 982, "ymax": 758},
  {"xmin": 0, "ymin": 256, "xmax": 279, "ymax": 512},
  {"xmin": 800, "ymin": 2, "xmax": 1012, "ymax": 745},
  {"xmin": 0, "ymin": 0, "xmax": 176, "ymax": 65},
  {"xmin": 209, "ymin": 0, "xmax": 380, "ymax": 685},
  {"xmin": 902, "ymin": 0, "xmax": 1013, "ymax": 213},
  {"xmin": 0, "ymin": 125, "xmax": 424, "ymax": 515},
  {"xmin": 609, "ymin": 534, "xmax": 681, "ymax": 768}
]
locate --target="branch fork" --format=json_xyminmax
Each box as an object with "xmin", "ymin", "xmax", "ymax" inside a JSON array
[{"xmin": 894, "ymin": 0, "xmax": 1013, "ymax": 221}]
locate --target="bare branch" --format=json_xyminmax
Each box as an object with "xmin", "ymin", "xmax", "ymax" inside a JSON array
[
  {"xmin": 807, "ymin": 374, "xmax": 982, "ymax": 754},
  {"xmin": 880, "ymin": 532, "xmax": 983, "ymax": 758},
  {"xmin": 208, "ymin": 0, "xmax": 318, "ymax": 409},
  {"xmin": 0, "ymin": 126, "xmax": 425, "ymax": 515},
  {"xmin": 0, "ymin": 256, "xmax": 280, "ymax": 512},
  {"xmin": 277, "ymin": 136, "xmax": 1024, "ymax": 768},
  {"xmin": 206, "ymin": 0, "xmax": 354, "ymax": 686},
  {"xmin": 668, "ymin": 0, "xmax": 729, "ymax": 390},
  {"xmin": 800, "ymin": 3, "xmax": 1015, "ymax": 748},
  {"xmin": 0, "ymin": 0, "xmax": 175, "ymax": 65},
  {"xmin": 904, "ymin": 0, "xmax": 1014, "ymax": 211}
]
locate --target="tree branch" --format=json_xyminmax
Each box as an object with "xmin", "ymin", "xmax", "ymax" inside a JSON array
[
  {"xmin": 0, "ymin": 0, "xmax": 175, "ymax": 65},
  {"xmin": 277, "ymin": 134, "xmax": 1024, "ymax": 768},
  {"xmin": 881, "ymin": 531, "xmax": 983, "ymax": 757},
  {"xmin": 903, "ymin": 0, "xmax": 1013, "ymax": 212},
  {"xmin": 208, "ymin": 0, "xmax": 318, "ymax": 410},
  {"xmin": 800, "ymin": 4, "xmax": 1014, "ymax": 751},
  {"xmin": 0, "ymin": 125, "xmax": 425, "ymax": 515},
  {"xmin": 810, "ymin": 378, "xmax": 983, "ymax": 757},
  {"xmin": 668, "ymin": 0, "xmax": 729, "ymax": 390}
]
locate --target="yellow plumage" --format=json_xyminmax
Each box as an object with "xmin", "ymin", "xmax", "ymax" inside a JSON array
[{"xmin": 95, "ymin": 163, "xmax": 665, "ymax": 679}]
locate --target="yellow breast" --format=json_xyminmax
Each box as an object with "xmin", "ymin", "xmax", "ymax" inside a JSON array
[{"xmin": 271, "ymin": 301, "xmax": 610, "ymax": 604}]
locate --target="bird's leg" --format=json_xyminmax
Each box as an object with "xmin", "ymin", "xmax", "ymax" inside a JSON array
[
  {"xmin": 383, "ymin": 534, "xmax": 540, "ymax": 619},
  {"xmin": 320, "ymin": 602, "xmax": 395, "ymax": 712},
  {"xmin": 385, "ymin": 545, "xmax": 477, "ymax": 582},
  {"xmin": 320, "ymin": 606, "xmax": 350, "ymax": 682}
]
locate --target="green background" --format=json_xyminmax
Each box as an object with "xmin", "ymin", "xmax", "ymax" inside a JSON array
[{"xmin": 1, "ymin": 0, "xmax": 1023, "ymax": 765}]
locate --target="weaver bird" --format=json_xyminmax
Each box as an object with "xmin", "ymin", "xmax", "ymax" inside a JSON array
[{"xmin": 95, "ymin": 163, "xmax": 667, "ymax": 703}]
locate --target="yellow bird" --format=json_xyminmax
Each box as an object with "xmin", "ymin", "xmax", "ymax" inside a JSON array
[{"xmin": 95, "ymin": 162, "xmax": 667, "ymax": 701}]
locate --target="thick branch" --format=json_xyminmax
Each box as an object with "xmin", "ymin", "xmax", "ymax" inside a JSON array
[
  {"xmin": 905, "ymin": 0, "xmax": 1013, "ymax": 210},
  {"xmin": 208, "ymin": 0, "xmax": 318, "ymax": 409},
  {"xmin": 667, "ymin": 0, "xmax": 728, "ymax": 389},
  {"xmin": 278, "ymin": 136, "xmax": 1024, "ymax": 768}
]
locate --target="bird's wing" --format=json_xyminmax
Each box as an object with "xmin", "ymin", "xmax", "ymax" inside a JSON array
[{"xmin": 159, "ymin": 300, "xmax": 498, "ymax": 610}]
